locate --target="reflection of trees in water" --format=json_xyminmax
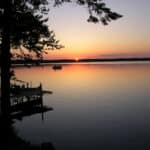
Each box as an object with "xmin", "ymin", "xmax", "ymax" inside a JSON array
[
  {"xmin": 0, "ymin": 92, "xmax": 55, "ymax": 150},
  {"xmin": 0, "ymin": 117, "xmax": 55, "ymax": 150}
]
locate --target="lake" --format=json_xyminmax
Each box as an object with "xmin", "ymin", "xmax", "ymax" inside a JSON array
[{"xmin": 13, "ymin": 62, "xmax": 150, "ymax": 150}]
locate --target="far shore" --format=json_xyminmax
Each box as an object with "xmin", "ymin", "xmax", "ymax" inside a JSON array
[{"xmin": 11, "ymin": 57, "xmax": 150, "ymax": 66}]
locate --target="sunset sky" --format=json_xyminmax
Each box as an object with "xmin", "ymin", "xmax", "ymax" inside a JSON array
[{"xmin": 45, "ymin": 0, "xmax": 150, "ymax": 59}]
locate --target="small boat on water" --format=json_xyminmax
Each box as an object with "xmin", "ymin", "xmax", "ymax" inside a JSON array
[{"xmin": 52, "ymin": 64, "xmax": 62, "ymax": 70}]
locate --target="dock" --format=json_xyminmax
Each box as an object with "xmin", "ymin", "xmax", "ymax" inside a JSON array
[{"xmin": 10, "ymin": 82, "xmax": 53, "ymax": 120}]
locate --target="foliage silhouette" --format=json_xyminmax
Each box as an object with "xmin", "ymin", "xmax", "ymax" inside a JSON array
[
  {"xmin": 54, "ymin": 0, "xmax": 122, "ymax": 25},
  {"xmin": 0, "ymin": 115, "xmax": 55, "ymax": 150}
]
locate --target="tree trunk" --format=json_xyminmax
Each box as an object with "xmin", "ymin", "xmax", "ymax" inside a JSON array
[{"xmin": 1, "ymin": 0, "xmax": 11, "ymax": 116}]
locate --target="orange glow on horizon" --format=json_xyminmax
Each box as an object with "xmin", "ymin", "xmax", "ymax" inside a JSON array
[{"xmin": 44, "ymin": 48, "xmax": 150, "ymax": 60}]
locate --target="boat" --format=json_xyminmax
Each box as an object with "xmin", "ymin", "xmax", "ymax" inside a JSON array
[{"xmin": 52, "ymin": 64, "xmax": 62, "ymax": 70}]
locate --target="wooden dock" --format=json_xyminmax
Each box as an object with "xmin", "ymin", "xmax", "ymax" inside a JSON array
[{"xmin": 10, "ymin": 83, "xmax": 53, "ymax": 120}]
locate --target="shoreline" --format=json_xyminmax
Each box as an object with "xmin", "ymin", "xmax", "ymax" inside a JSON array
[{"xmin": 11, "ymin": 58, "xmax": 150, "ymax": 66}]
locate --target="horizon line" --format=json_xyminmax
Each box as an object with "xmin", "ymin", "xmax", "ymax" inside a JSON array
[{"xmin": 12, "ymin": 57, "xmax": 150, "ymax": 64}]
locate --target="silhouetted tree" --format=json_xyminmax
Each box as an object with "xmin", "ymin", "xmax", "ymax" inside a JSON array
[
  {"xmin": 0, "ymin": 0, "xmax": 62, "ymax": 116},
  {"xmin": 0, "ymin": 0, "xmax": 122, "ymax": 116}
]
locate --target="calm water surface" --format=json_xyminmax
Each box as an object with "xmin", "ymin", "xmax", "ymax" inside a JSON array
[{"xmin": 14, "ymin": 62, "xmax": 150, "ymax": 150}]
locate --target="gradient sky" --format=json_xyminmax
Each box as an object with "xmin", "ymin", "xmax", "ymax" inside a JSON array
[{"xmin": 45, "ymin": 0, "xmax": 150, "ymax": 59}]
